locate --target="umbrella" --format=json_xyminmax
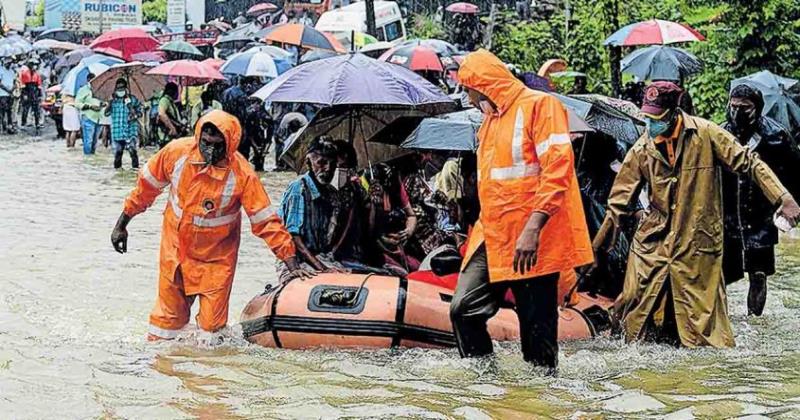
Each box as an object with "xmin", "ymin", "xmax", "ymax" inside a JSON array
[
  {"xmin": 732, "ymin": 70, "xmax": 800, "ymax": 131},
  {"xmin": 446, "ymin": 2, "xmax": 479, "ymax": 14},
  {"xmin": 202, "ymin": 58, "xmax": 225, "ymax": 71},
  {"xmin": 221, "ymin": 50, "xmax": 280, "ymax": 78},
  {"xmin": 398, "ymin": 39, "xmax": 459, "ymax": 57},
  {"xmin": 89, "ymin": 28, "xmax": 161, "ymax": 61},
  {"xmin": 261, "ymin": 24, "xmax": 346, "ymax": 52},
  {"xmin": 130, "ymin": 51, "xmax": 166, "ymax": 63},
  {"xmin": 158, "ymin": 40, "xmax": 204, "ymax": 58},
  {"xmin": 299, "ymin": 49, "xmax": 339, "ymax": 64},
  {"xmin": 352, "ymin": 32, "xmax": 379, "ymax": 49},
  {"xmin": 146, "ymin": 59, "xmax": 225, "ymax": 85},
  {"xmin": 556, "ymin": 93, "xmax": 644, "ymax": 146},
  {"xmin": 550, "ymin": 71, "xmax": 587, "ymax": 78},
  {"xmin": 253, "ymin": 53, "xmax": 457, "ymax": 170},
  {"xmin": 621, "ymin": 45, "xmax": 703, "ymax": 81},
  {"xmin": 55, "ymin": 48, "xmax": 95, "ymax": 70},
  {"xmin": 371, "ymin": 108, "xmax": 482, "ymax": 151},
  {"xmin": 35, "ymin": 28, "xmax": 77, "ymax": 43},
  {"xmin": 244, "ymin": 45, "xmax": 294, "ymax": 73},
  {"xmin": 380, "ymin": 44, "xmax": 445, "ymax": 72},
  {"xmin": 32, "ymin": 39, "xmax": 82, "ymax": 51},
  {"xmin": 0, "ymin": 36, "xmax": 33, "ymax": 57},
  {"xmin": 90, "ymin": 62, "xmax": 165, "ymax": 100},
  {"xmin": 359, "ymin": 41, "xmax": 394, "ymax": 58},
  {"xmin": 604, "ymin": 19, "xmax": 705, "ymax": 46},
  {"xmin": 247, "ymin": 2, "xmax": 279, "ymax": 17},
  {"xmin": 61, "ymin": 54, "xmax": 125, "ymax": 96}
]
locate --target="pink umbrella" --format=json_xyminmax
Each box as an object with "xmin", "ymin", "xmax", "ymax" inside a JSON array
[
  {"xmin": 89, "ymin": 28, "xmax": 161, "ymax": 61},
  {"xmin": 131, "ymin": 51, "xmax": 166, "ymax": 63},
  {"xmin": 146, "ymin": 59, "xmax": 225, "ymax": 85},
  {"xmin": 604, "ymin": 19, "xmax": 705, "ymax": 46},
  {"xmin": 445, "ymin": 2, "xmax": 479, "ymax": 14},
  {"xmin": 247, "ymin": 2, "xmax": 279, "ymax": 17},
  {"xmin": 201, "ymin": 58, "xmax": 225, "ymax": 71}
]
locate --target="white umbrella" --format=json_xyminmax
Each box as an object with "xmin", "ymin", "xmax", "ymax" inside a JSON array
[{"xmin": 220, "ymin": 50, "xmax": 279, "ymax": 78}]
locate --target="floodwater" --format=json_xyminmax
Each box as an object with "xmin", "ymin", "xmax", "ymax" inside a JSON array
[{"xmin": 1, "ymin": 126, "xmax": 800, "ymax": 419}]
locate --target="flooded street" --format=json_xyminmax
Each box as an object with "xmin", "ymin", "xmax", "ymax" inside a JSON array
[{"xmin": 1, "ymin": 126, "xmax": 800, "ymax": 419}]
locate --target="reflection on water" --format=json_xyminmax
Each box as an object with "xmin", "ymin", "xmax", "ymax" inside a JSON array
[{"xmin": 1, "ymin": 128, "xmax": 799, "ymax": 418}]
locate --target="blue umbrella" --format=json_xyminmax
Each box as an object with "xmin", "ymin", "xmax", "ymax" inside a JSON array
[
  {"xmin": 245, "ymin": 45, "xmax": 293, "ymax": 74},
  {"xmin": 61, "ymin": 55, "xmax": 124, "ymax": 96},
  {"xmin": 221, "ymin": 50, "xmax": 280, "ymax": 78},
  {"xmin": 0, "ymin": 35, "xmax": 33, "ymax": 57},
  {"xmin": 732, "ymin": 70, "xmax": 800, "ymax": 131},
  {"xmin": 621, "ymin": 45, "xmax": 702, "ymax": 81},
  {"xmin": 253, "ymin": 53, "xmax": 456, "ymax": 170}
]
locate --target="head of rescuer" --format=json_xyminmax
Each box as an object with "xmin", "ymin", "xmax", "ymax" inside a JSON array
[
  {"xmin": 110, "ymin": 110, "xmax": 314, "ymax": 340},
  {"xmin": 451, "ymin": 50, "xmax": 593, "ymax": 373}
]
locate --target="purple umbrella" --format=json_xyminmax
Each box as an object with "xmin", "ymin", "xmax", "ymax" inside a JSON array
[{"xmin": 253, "ymin": 53, "xmax": 456, "ymax": 170}]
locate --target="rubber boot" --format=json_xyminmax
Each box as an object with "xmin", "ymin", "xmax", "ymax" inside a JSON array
[
  {"xmin": 130, "ymin": 149, "xmax": 140, "ymax": 169},
  {"xmin": 114, "ymin": 150, "xmax": 124, "ymax": 169},
  {"xmin": 748, "ymin": 272, "xmax": 767, "ymax": 316}
]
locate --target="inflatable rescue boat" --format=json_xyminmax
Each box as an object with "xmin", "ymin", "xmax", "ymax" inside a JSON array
[{"xmin": 241, "ymin": 273, "xmax": 614, "ymax": 349}]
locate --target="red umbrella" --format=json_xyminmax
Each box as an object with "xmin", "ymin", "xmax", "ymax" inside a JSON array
[
  {"xmin": 445, "ymin": 2, "xmax": 479, "ymax": 14},
  {"xmin": 146, "ymin": 59, "xmax": 225, "ymax": 85},
  {"xmin": 603, "ymin": 19, "xmax": 705, "ymax": 46},
  {"xmin": 380, "ymin": 44, "xmax": 445, "ymax": 72},
  {"xmin": 89, "ymin": 28, "xmax": 161, "ymax": 61},
  {"xmin": 247, "ymin": 2, "xmax": 279, "ymax": 17}
]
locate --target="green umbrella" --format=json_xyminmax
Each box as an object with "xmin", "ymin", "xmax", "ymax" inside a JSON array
[{"xmin": 158, "ymin": 40, "xmax": 204, "ymax": 58}]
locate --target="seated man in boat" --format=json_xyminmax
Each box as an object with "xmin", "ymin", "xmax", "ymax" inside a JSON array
[{"xmin": 277, "ymin": 136, "xmax": 348, "ymax": 279}]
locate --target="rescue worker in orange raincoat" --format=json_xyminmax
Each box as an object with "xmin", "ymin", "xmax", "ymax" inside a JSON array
[
  {"xmin": 450, "ymin": 50, "xmax": 593, "ymax": 371},
  {"xmin": 111, "ymin": 110, "xmax": 312, "ymax": 340}
]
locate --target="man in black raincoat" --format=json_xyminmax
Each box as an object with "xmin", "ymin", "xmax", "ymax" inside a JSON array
[{"xmin": 721, "ymin": 84, "xmax": 800, "ymax": 316}]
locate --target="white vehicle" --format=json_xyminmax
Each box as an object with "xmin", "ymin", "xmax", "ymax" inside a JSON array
[{"xmin": 315, "ymin": 1, "xmax": 406, "ymax": 49}]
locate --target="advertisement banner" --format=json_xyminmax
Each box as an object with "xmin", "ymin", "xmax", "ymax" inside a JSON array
[
  {"xmin": 166, "ymin": 0, "xmax": 185, "ymax": 32},
  {"xmin": 80, "ymin": 0, "xmax": 142, "ymax": 33},
  {"xmin": 1, "ymin": 0, "xmax": 26, "ymax": 31}
]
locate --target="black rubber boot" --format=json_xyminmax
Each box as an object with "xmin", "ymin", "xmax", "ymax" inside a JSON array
[
  {"xmin": 748, "ymin": 272, "xmax": 767, "ymax": 316},
  {"xmin": 114, "ymin": 150, "xmax": 123, "ymax": 169},
  {"xmin": 130, "ymin": 149, "xmax": 139, "ymax": 169}
]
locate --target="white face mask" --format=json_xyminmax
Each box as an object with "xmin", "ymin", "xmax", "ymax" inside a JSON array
[
  {"xmin": 115, "ymin": 90, "xmax": 126, "ymax": 98},
  {"xmin": 331, "ymin": 167, "xmax": 351, "ymax": 190}
]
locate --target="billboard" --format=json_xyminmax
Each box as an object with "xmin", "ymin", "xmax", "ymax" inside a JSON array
[
  {"xmin": 80, "ymin": 0, "xmax": 142, "ymax": 32},
  {"xmin": 166, "ymin": 0, "xmax": 185, "ymax": 32}
]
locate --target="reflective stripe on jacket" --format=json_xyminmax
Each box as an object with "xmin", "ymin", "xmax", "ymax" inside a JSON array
[
  {"xmin": 123, "ymin": 110, "xmax": 296, "ymax": 294},
  {"xmin": 458, "ymin": 49, "xmax": 593, "ymax": 282}
]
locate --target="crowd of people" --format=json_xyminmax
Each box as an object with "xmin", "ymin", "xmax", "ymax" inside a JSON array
[{"xmin": 4, "ymin": 20, "xmax": 800, "ymax": 374}]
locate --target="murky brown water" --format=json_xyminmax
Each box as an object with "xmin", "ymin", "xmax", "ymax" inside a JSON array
[{"xmin": 1, "ymin": 126, "xmax": 799, "ymax": 419}]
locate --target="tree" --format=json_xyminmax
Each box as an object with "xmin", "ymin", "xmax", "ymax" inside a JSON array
[
  {"xmin": 25, "ymin": 0, "xmax": 44, "ymax": 28},
  {"xmin": 143, "ymin": 0, "xmax": 168, "ymax": 24}
]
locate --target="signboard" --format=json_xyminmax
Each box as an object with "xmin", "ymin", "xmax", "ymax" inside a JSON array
[
  {"xmin": 80, "ymin": 0, "xmax": 142, "ymax": 33},
  {"xmin": 185, "ymin": 0, "xmax": 205, "ymax": 28},
  {"xmin": 1, "ymin": 0, "xmax": 26, "ymax": 31},
  {"xmin": 166, "ymin": 0, "xmax": 185, "ymax": 32}
]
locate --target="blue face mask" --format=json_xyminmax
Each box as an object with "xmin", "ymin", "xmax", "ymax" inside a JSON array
[{"xmin": 647, "ymin": 117, "xmax": 670, "ymax": 139}]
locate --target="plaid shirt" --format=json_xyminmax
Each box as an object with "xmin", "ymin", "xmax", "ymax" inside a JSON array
[
  {"xmin": 108, "ymin": 95, "xmax": 141, "ymax": 142},
  {"xmin": 278, "ymin": 173, "xmax": 335, "ymax": 255}
]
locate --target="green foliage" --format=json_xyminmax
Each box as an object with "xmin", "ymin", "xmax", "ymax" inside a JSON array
[
  {"xmin": 25, "ymin": 0, "xmax": 44, "ymax": 28},
  {"xmin": 143, "ymin": 0, "xmax": 168, "ymax": 24},
  {"xmin": 485, "ymin": 0, "xmax": 800, "ymax": 121},
  {"xmin": 408, "ymin": 14, "xmax": 446, "ymax": 40}
]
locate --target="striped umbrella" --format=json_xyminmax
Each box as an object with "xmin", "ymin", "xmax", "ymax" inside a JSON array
[
  {"xmin": 220, "ymin": 50, "xmax": 279, "ymax": 78},
  {"xmin": 61, "ymin": 54, "xmax": 125, "ymax": 96},
  {"xmin": 604, "ymin": 19, "xmax": 705, "ymax": 46},
  {"xmin": 261, "ymin": 24, "xmax": 346, "ymax": 52}
]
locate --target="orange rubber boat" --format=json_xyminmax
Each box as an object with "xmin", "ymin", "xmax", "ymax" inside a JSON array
[{"xmin": 241, "ymin": 273, "xmax": 614, "ymax": 349}]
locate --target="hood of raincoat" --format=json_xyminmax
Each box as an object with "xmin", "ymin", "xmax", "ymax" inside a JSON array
[
  {"xmin": 457, "ymin": 49, "xmax": 527, "ymax": 115},
  {"xmin": 193, "ymin": 109, "xmax": 242, "ymax": 160}
]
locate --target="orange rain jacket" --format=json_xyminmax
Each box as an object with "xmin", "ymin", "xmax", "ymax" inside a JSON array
[
  {"xmin": 458, "ymin": 50, "xmax": 593, "ymax": 283},
  {"xmin": 123, "ymin": 110, "xmax": 296, "ymax": 320}
]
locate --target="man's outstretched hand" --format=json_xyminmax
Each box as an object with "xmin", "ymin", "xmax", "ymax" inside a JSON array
[{"xmin": 111, "ymin": 212, "xmax": 133, "ymax": 254}]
